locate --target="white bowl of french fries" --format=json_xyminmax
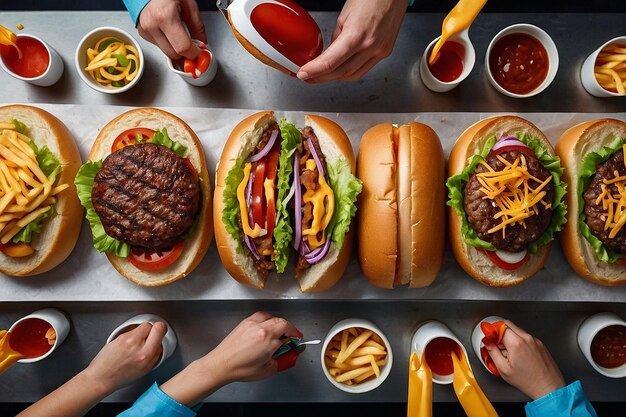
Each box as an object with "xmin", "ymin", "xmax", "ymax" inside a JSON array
[
  {"xmin": 581, "ymin": 36, "xmax": 626, "ymax": 97},
  {"xmin": 75, "ymin": 26, "xmax": 144, "ymax": 94},
  {"xmin": 321, "ymin": 318, "xmax": 393, "ymax": 394}
]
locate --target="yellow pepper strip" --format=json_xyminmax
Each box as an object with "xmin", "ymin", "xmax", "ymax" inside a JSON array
[{"xmin": 0, "ymin": 25, "xmax": 22, "ymax": 59}]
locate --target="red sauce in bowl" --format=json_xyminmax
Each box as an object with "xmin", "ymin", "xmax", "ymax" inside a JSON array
[
  {"xmin": 591, "ymin": 325, "xmax": 626, "ymax": 369},
  {"xmin": 428, "ymin": 41, "xmax": 465, "ymax": 82},
  {"xmin": 489, "ymin": 33, "xmax": 548, "ymax": 95},
  {"xmin": 9, "ymin": 318, "xmax": 54, "ymax": 359},
  {"xmin": 424, "ymin": 337, "xmax": 462, "ymax": 376},
  {"xmin": 1, "ymin": 36, "xmax": 49, "ymax": 78}
]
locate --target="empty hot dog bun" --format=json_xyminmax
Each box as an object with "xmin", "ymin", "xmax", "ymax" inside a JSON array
[
  {"xmin": 357, "ymin": 122, "xmax": 445, "ymax": 288},
  {"xmin": 79, "ymin": 108, "xmax": 213, "ymax": 286},
  {"xmin": 0, "ymin": 105, "xmax": 82, "ymax": 276},
  {"xmin": 447, "ymin": 116, "xmax": 566, "ymax": 287},
  {"xmin": 556, "ymin": 118, "xmax": 626, "ymax": 285},
  {"xmin": 215, "ymin": 112, "xmax": 360, "ymax": 292}
]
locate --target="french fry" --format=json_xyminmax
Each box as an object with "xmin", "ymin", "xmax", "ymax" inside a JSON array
[
  {"xmin": 595, "ymin": 43, "xmax": 626, "ymax": 94},
  {"xmin": 335, "ymin": 365, "xmax": 374, "ymax": 383},
  {"xmin": 354, "ymin": 369, "xmax": 377, "ymax": 384},
  {"xmin": 336, "ymin": 330, "xmax": 373, "ymax": 365},
  {"xmin": 363, "ymin": 340, "xmax": 386, "ymax": 350}
]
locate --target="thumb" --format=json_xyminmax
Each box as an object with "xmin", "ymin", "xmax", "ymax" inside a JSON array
[
  {"xmin": 181, "ymin": 0, "xmax": 207, "ymax": 44},
  {"xmin": 484, "ymin": 339, "xmax": 509, "ymax": 373}
]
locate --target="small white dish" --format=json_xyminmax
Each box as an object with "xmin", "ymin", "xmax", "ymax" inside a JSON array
[
  {"xmin": 577, "ymin": 312, "xmax": 626, "ymax": 378},
  {"xmin": 420, "ymin": 29, "xmax": 476, "ymax": 93},
  {"xmin": 411, "ymin": 320, "xmax": 469, "ymax": 384},
  {"xmin": 485, "ymin": 23, "xmax": 559, "ymax": 98},
  {"xmin": 321, "ymin": 318, "xmax": 393, "ymax": 394},
  {"xmin": 0, "ymin": 34, "xmax": 63, "ymax": 87},
  {"xmin": 75, "ymin": 26, "xmax": 144, "ymax": 94},
  {"xmin": 471, "ymin": 315, "xmax": 505, "ymax": 376},
  {"xmin": 107, "ymin": 314, "xmax": 177, "ymax": 369},
  {"xmin": 166, "ymin": 40, "xmax": 218, "ymax": 87},
  {"xmin": 580, "ymin": 36, "xmax": 626, "ymax": 97},
  {"xmin": 9, "ymin": 308, "xmax": 70, "ymax": 363}
]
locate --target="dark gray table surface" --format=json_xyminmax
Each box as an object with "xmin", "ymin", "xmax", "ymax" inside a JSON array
[{"xmin": 0, "ymin": 11, "xmax": 625, "ymax": 403}]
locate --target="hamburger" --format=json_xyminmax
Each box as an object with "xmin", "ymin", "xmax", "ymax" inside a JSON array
[
  {"xmin": 357, "ymin": 122, "xmax": 446, "ymax": 288},
  {"xmin": 446, "ymin": 116, "xmax": 567, "ymax": 286},
  {"xmin": 0, "ymin": 105, "xmax": 82, "ymax": 276},
  {"xmin": 74, "ymin": 108, "xmax": 213, "ymax": 286},
  {"xmin": 556, "ymin": 118, "xmax": 626, "ymax": 285}
]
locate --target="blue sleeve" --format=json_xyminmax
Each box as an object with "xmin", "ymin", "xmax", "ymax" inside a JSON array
[
  {"xmin": 117, "ymin": 383, "xmax": 202, "ymax": 417},
  {"xmin": 122, "ymin": 0, "xmax": 151, "ymax": 26},
  {"xmin": 525, "ymin": 381, "xmax": 598, "ymax": 417}
]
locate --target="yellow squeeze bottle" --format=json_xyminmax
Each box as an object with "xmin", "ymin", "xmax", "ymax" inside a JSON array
[{"xmin": 451, "ymin": 350, "xmax": 498, "ymax": 417}]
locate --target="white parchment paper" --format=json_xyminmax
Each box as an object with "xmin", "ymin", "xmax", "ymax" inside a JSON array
[{"xmin": 1, "ymin": 104, "xmax": 625, "ymax": 302}]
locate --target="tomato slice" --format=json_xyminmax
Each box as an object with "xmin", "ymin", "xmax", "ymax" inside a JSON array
[
  {"xmin": 617, "ymin": 258, "xmax": 626, "ymax": 267},
  {"xmin": 196, "ymin": 51, "xmax": 211, "ymax": 74},
  {"xmin": 251, "ymin": 160, "xmax": 267, "ymax": 227},
  {"xmin": 183, "ymin": 59, "xmax": 197, "ymax": 78},
  {"xmin": 183, "ymin": 157, "xmax": 199, "ymax": 184},
  {"xmin": 128, "ymin": 240, "xmax": 184, "ymax": 271},
  {"xmin": 112, "ymin": 128, "xmax": 156, "ymax": 153},
  {"xmin": 264, "ymin": 145, "xmax": 280, "ymax": 235},
  {"xmin": 487, "ymin": 145, "xmax": 532, "ymax": 159},
  {"xmin": 481, "ymin": 249, "xmax": 529, "ymax": 270}
]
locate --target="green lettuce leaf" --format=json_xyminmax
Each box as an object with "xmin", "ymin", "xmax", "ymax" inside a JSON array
[
  {"xmin": 578, "ymin": 137, "xmax": 626, "ymax": 262},
  {"xmin": 446, "ymin": 133, "xmax": 567, "ymax": 253},
  {"xmin": 12, "ymin": 118, "xmax": 27, "ymax": 134},
  {"xmin": 12, "ymin": 206, "xmax": 56, "ymax": 244},
  {"xmin": 74, "ymin": 161, "xmax": 130, "ymax": 257},
  {"xmin": 327, "ymin": 157, "xmax": 362, "ymax": 250},
  {"xmin": 147, "ymin": 129, "xmax": 188, "ymax": 157},
  {"xmin": 273, "ymin": 119, "xmax": 301, "ymax": 272},
  {"xmin": 28, "ymin": 141, "xmax": 61, "ymax": 183},
  {"xmin": 222, "ymin": 157, "xmax": 246, "ymax": 252}
]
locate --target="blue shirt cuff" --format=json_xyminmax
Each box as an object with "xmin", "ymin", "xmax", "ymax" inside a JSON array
[
  {"xmin": 123, "ymin": 0, "xmax": 151, "ymax": 26},
  {"xmin": 525, "ymin": 381, "xmax": 598, "ymax": 417},
  {"xmin": 117, "ymin": 383, "xmax": 201, "ymax": 417}
]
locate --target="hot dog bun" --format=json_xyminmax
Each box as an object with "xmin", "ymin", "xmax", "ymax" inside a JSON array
[
  {"xmin": 0, "ymin": 105, "xmax": 82, "ymax": 276},
  {"xmin": 556, "ymin": 118, "xmax": 626, "ymax": 285},
  {"xmin": 88, "ymin": 108, "xmax": 213, "ymax": 286},
  {"xmin": 357, "ymin": 122, "xmax": 445, "ymax": 289},
  {"xmin": 448, "ymin": 116, "xmax": 554, "ymax": 287}
]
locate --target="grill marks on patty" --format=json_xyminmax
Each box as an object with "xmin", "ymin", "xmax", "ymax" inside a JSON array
[
  {"xmin": 584, "ymin": 149, "xmax": 626, "ymax": 254},
  {"xmin": 92, "ymin": 143, "xmax": 200, "ymax": 249},
  {"xmin": 464, "ymin": 149, "xmax": 554, "ymax": 252}
]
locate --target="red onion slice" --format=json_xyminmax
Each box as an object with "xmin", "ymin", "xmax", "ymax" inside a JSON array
[
  {"xmin": 244, "ymin": 234, "xmax": 260, "ymax": 260},
  {"xmin": 305, "ymin": 236, "xmax": 331, "ymax": 264},
  {"xmin": 299, "ymin": 239, "xmax": 309, "ymax": 256},
  {"xmin": 293, "ymin": 150, "xmax": 302, "ymax": 251},
  {"xmin": 307, "ymin": 139, "xmax": 325, "ymax": 177},
  {"xmin": 490, "ymin": 136, "xmax": 529, "ymax": 153},
  {"xmin": 248, "ymin": 130, "xmax": 278, "ymax": 162}
]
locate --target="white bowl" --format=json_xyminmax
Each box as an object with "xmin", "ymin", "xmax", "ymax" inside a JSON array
[
  {"xmin": 107, "ymin": 314, "xmax": 177, "ymax": 369},
  {"xmin": 166, "ymin": 40, "xmax": 218, "ymax": 87},
  {"xmin": 485, "ymin": 23, "xmax": 559, "ymax": 98},
  {"xmin": 75, "ymin": 26, "xmax": 144, "ymax": 94},
  {"xmin": 0, "ymin": 34, "xmax": 64, "ymax": 86},
  {"xmin": 471, "ymin": 315, "xmax": 505, "ymax": 376},
  {"xmin": 581, "ymin": 36, "xmax": 626, "ymax": 97},
  {"xmin": 577, "ymin": 312, "xmax": 626, "ymax": 378},
  {"xmin": 9, "ymin": 308, "xmax": 71, "ymax": 363},
  {"xmin": 411, "ymin": 320, "xmax": 469, "ymax": 384},
  {"xmin": 420, "ymin": 29, "xmax": 476, "ymax": 93},
  {"xmin": 321, "ymin": 318, "xmax": 393, "ymax": 394}
]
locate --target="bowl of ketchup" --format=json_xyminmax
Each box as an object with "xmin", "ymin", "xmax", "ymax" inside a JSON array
[
  {"xmin": 485, "ymin": 24, "xmax": 558, "ymax": 98},
  {"xmin": 8, "ymin": 308, "xmax": 70, "ymax": 363},
  {"xmin": 577, "ymin": 312, "xmax": 626, "ymax": 378},
  {"xmin": 0, "ymin": 34, "xmax": 64, "ymax": 87},
  {"xmin": 411, "ymin": 320, "xmax": 469, "ymax": 384}
]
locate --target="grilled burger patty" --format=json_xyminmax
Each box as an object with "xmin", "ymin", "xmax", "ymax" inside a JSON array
[
  {"xmin": 584, "ymin": 149, "xmax": 626, "ymax": 254},
  {"xmin": 92, "ymin": 143, "xmax": 200, "ymax": 249},
  {"xmin": 464, "ymin": 150, "xmax": 554, "ymax": 252}
]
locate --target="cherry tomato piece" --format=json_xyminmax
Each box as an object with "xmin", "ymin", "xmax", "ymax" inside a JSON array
[
  {"xmin": 183, "ymin": 59, "xmax": 197, "ymax": 78},
  {"xmin": 196, "ymin": 51, "xmax": 211, "ymax": 74}
]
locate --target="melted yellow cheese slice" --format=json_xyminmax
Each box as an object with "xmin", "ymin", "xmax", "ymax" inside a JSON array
[
  {"xmin": 236, "ymin": 162, "xmax": 266, "ymax": 238},
  {"xmin": 476, "ymin": 154, "xmax": 552, "ymax": 238}
]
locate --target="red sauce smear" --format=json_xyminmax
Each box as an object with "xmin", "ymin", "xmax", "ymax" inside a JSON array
[
  {"xmin": 1, "ymin": 36, "xmax": 49, "ymax": 78},
  {"xmin": 250, "ymin": 0, "xmax": 322, "ymax": 67},
  {"xmin": 428, "ymin": 41, "xmax": 464, "ymax": 82},
  {"xmin": 9, "ymin": 318, "xmax": 54, "ymax": 359},
  {"xmin": 591, "ymin": 325, "xmax": 626, "ymax": 369},
  {"xmin": 489, "ymin": 33, "xmax": 548, "ymax": 95},
  {"xmin": 424, "ymin": 337, "xmax": 462, "ymax": 376}
]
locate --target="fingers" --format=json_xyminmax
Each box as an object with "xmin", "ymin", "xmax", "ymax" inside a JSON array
[
  {"xmin": 247, "ymin": 311, "xmax": 274, "ymax": 323},
  {"xmin": 160, "ymin": 18, "xmax": 201, "ymax": 60},
  {"xmin": 145, "ymin": 321, "xmax": 167, "ymax": 349},
  {"xmin": 260, "ymin": 317, "xmax": 303, "ymax": 339},
  {"xmin": 181, "ymin": 0, "xmax": 207, "ymax": 44},
  {"xmin": 502, "ymin": 320, "xmax": 528, "ymax": 337},
  {"xmin": 483, "ymin": 338, "xmax": 509, "ymax": 371},
  {"xmin": 297, "ymin": 34, "xmax": 354, "ymax": 81},
  {"xmin": 124, "ymin": 322, "xmax": 153, "ymax": 341}
]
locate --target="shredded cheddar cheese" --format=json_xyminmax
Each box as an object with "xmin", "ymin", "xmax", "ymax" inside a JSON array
[
  {"xmin": 477, "ymin": 154, "xmax": 552, "ymax": 238},
  {"xmin": 595, "ymin": 156, "xmax": 626, "ymax": 239},
  {"xmin": 302, "ymin": 158, "xmax": 334, "ymax": 248}
]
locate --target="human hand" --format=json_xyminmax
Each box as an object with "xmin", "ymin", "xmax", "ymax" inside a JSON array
[
  {"xmin": 82, "ymin": 322, "xmax": 167, "ymax": 394},
  {"xmin": 137, "ymin": 0, "xmax": 206, "ymax": 60},
  {"xmin": 297, "ymin": 0, "xmax": 408, "ymax": 82},
  {"xmin": 484, "ymin": 320, "xmax": 565, "ymax": 400}
]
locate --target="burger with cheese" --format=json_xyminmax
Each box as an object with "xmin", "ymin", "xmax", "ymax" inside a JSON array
[
  {"xmin": 556, "ymin": 118, "xmax": 626, "ymax": 285},
  {"xmin": 446, "ymin": 116, "xmax": 567, "ymax": 286}
]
